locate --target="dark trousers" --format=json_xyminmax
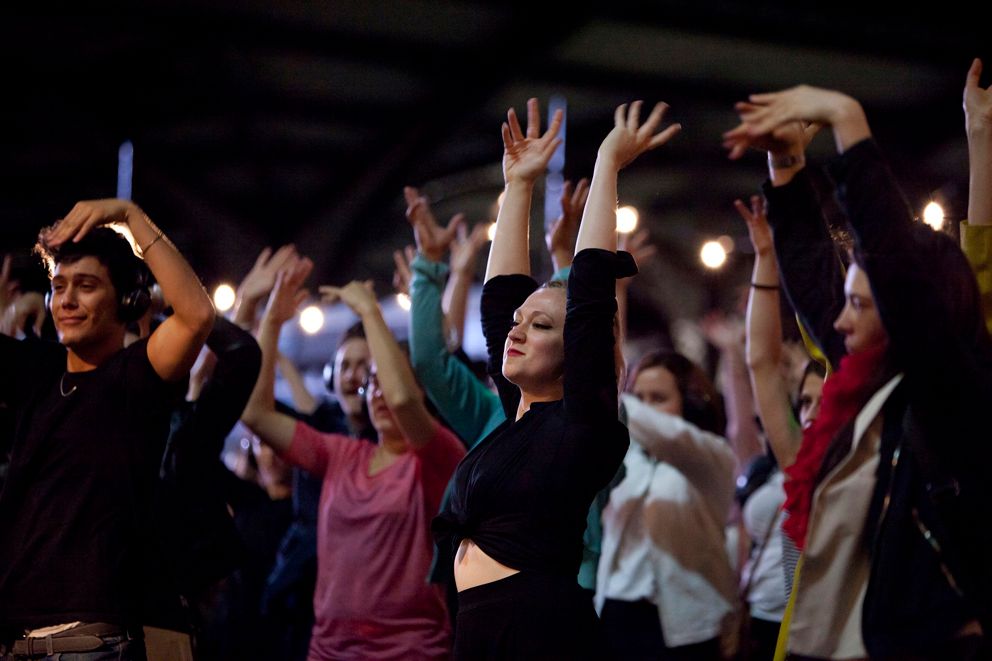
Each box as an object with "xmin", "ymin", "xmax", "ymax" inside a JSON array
[
  {"xmin": 600, "ymin": 598, "xmax": 721, "ymax": 661},
  {"xmin": 454, "ymin": 572, "xmax": 604, "ymax": 660}
]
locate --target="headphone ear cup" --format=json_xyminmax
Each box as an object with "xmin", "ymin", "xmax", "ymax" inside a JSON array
[
  {"xmin": 118, "ymin": 287, "xmax": 151, "ymax": 323},
  {"xmin": 322, "ymin": 361, "xmax": 335, "ymax": 393}
]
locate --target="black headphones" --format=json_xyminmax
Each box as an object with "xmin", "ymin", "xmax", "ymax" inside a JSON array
[
  {"xmin": 46, "ymin": 264, "xmax": 151, "ymax": 323},
  {"xmin": 322, "ymin": 360, "xmax": 335, "ymax": 393}
]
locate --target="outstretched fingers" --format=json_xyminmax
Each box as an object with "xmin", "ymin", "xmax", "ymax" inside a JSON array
[
  {"xmin": 614, "ymin": 103, "xmax": 627, "ymax": 128},
  {"xmin": 442, "ymin": 213, "xmax": 466, "ymax": 243},
  {"xmin": 967, "ymin": 57, "xmax": 983, "ymax": 90},
  {"xmin": 526, "ymin": 97, "xmax": 541, "ymax": 139},
  {"xmin": 542, "ymin": 107, "xmax": 564, "ymax": 142},
  {"xmin": 627, "ymin": 100, "xmax": 643, "ymax": 132},
  {"xmin": 647, "ymin": 122, "xmax": 681, "ymax": 149},
  {"xmin": 507, "ymin": 107, "xmax": 526, "ymax": 143}
]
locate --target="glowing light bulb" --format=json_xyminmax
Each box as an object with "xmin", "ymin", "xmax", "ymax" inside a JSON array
[
  {"xmin": 700, "ymin": 241, "xmax": 728, "ymax": 269},
  {"xmin": 487, "ymin": 222, "xmax": 497, "ymax": 241},
  {"xmin": 923, "ymin": 202, "xmax": 944, "ymax": 231},
  {"xmin": 617, "ymin": 206, "xmax": 639, "ymax": 234},
  {"xmin": 213, "ymin": 284, "xmax": 236, "ymax": 312},
  {"xmin": 299, "ymin": 305, "xmax": 325, "ymax": 335},
  {"xmin": 396, "ymin": 292, "xmax": 411, "ymax": 311}
]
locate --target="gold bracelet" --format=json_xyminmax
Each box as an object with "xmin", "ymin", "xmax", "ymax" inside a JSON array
[{"xmin": 140, "ymin": 233, "xmax": 164, "ymax": 255}]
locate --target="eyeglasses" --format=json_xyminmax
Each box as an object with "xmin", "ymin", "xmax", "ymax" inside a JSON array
[{"xmin": 359, "ymin": 372, "xmax": 380, "ymax": 396}]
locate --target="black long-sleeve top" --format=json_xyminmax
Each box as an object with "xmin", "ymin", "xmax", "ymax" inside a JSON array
[{"xmin": 432, "ymin": 248, "xmax": 632, "ymax": 578}]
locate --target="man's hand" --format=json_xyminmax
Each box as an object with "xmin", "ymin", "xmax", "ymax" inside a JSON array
[{"xmin": 43, "ymin": 199, "xmax": 141, "ymax": 248}]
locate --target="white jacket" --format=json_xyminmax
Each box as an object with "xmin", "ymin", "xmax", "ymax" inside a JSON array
[{"xmin": 595, "ymin": 394, "xmax": 738, "ymax": 647}]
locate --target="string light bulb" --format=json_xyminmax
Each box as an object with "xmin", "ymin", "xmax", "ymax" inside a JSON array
[
  {"xmin": 299, "ymin": 305, "xmax": 325, "ymax": 335},
  {"xmin": 213, "ymin": 284, "xmax": 236, "ymax": 312}
]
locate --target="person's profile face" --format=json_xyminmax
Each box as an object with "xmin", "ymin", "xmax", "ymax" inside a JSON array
[{"xmin": 833, "ymin": 264, "xmax": 887, "ymax": 354}]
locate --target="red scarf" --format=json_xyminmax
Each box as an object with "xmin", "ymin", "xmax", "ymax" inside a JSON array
[{"xmin": 783, "ymin": 343, "xmax": 887, "ymax": 550}]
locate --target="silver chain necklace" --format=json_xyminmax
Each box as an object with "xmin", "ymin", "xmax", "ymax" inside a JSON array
[{"xmin": 60, "ymin": 373, "xmax": 78, "ymax": 397}]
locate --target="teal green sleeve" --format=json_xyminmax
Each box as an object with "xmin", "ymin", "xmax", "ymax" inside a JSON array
[{"xmin": 408, "ymin": 254, "xmax": 505, "ymax": 448}]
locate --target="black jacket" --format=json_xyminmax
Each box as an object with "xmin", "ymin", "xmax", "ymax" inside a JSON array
[{"xmin": 764, "ymin": 139, "xmax": 992, "ymax": 658}]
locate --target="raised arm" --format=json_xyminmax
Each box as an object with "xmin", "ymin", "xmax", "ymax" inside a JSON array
[
  {"xmin": 403, "ymin": 189, "xmax": 504, "ymax": 444},
  {"xmin": 320, "ymin": 281, "xmax": 437, "ymax": 448},
  {"xmin": 43, "ymin": 199, "xmax": 214, "ymax": 381},
  {"xmin": 725, "ymin": 104, "xmax": 845, "ymax": 368},
  {"xmin": 963, "ymin": 58, "xmax": 992, "ymax": 335},
  {"xmin": 277, "ymin": 353, "xmax": 318, "ymax": 415},
  {"xmin": 485, "ymin": 98, "xmax": 562, "ymax": 281},
  {"xmin": 233, "ymin": 244, "xmax": 299, "ymax": 330},
  {"xmin": 738, "ymin": 195, "xmax": 803, "ymax": 468},
  {"xmin": 564, "ymin": 102, "xmax": 678, "ymax": 422},
  {"xmin": 615, "ymin": 229, "xmax": 656, "ymax": 342},
  {"xmin": 241, "ymin": 256, "xmax": 313, "ymax": 452},
  {"xmin": 545, "ymin": 178, "xmax": 589, "ymax": 273},
  {"xmin": 701, "ymin": 309, "xmax": 763, "ymax": 475},
  {"xmin": 178, "ymin": 315, "xmax": 262, "ymax": 462},
  {"xmin": 621, "ymin": 393, "xmax": 736, "ymax": 520},
  {"xmin": 579, "ymin": 101, "xmax": 680, "ymax": 254},
  {"xmin": 444, "ymin": 222, "xmax": 489, "ymax": 350}
]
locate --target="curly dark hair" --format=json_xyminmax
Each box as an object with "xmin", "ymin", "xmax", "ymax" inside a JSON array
[{"xmin": 35, "ymin": 226, "xmax": 148, "ymax": 319}]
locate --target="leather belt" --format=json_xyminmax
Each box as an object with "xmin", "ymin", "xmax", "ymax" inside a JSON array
[{"xmin": 11, "ymin": 623, "xmax": 128, "ymax": 657}]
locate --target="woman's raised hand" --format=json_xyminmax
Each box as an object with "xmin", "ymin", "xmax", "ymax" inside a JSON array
[
  {"xmin": 264, "ymin": 256, "xmax": 313, "ymax": 326},
  {"xmin": 598, "ymin": 101, "xmax": 681, "ymax": 171},
  {"xmin": 404, "ymin": 186, "xmax": 464, "ymax": 262},
  {"xmin": 319, "ymin": 280, "xmax": 378, "ymax": 318},
  {"xmin": 734, "ymin": 195, "xmax": 773, "ymax": 256},
  {"xmin": 501, "ymin": 98, "xmax": 563, "ymax": 184},
  {"xmin": 724, "ymin": 85, "xmax": 863, "ymax": 157}
]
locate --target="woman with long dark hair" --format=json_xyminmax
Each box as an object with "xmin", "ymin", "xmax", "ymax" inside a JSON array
[{"xmin": 725, "ymin": 78, "xmax": 992, "ymax": 659}]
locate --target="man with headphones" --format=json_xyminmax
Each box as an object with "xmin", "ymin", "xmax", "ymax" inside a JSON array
[{"xmin": 0, "ymin": 199, "xmax": 214, "ymax": 660}]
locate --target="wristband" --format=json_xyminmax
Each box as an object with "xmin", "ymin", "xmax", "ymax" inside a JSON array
[
  {"xmin": 140, "ymin": 233, "xmax": 164, "ymax": 255},
  {"xmin": 769, "ymin": 154, "xmax": 804, "ymax": 170}
]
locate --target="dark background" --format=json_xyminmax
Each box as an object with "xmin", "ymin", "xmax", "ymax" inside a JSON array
[{"xmin": 2, "ymin": 2, "xmax": 985, "ymax": 351}]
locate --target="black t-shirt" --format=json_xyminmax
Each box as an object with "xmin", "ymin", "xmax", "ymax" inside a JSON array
[
  {"xmin": 433, "ymin": 249, "xmax": 632, "ymax": 577},
  {"xmin": 0, "ymin": 336, "xmax": 180, "ymax": 629}
]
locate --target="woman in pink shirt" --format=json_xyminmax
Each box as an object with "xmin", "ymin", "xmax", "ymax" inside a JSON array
[{"xmin": 242, "ymin": 257, "xmax": 465, "ymax": 661}]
